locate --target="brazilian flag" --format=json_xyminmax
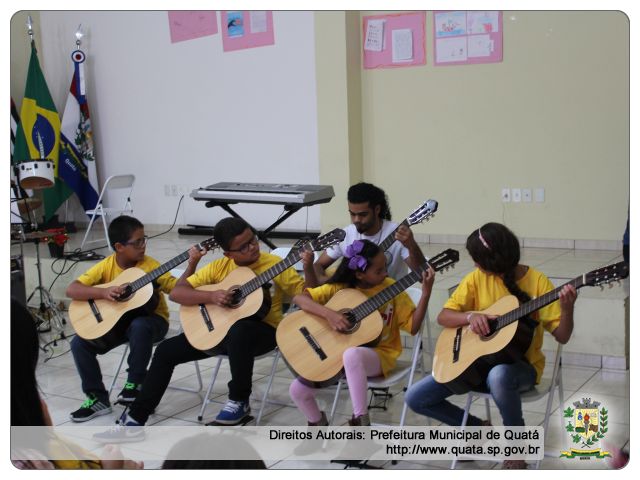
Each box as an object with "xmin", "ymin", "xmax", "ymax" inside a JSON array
[{"xmin": 13, "ymin": 41, "xmax": 73, "ymax": 221}]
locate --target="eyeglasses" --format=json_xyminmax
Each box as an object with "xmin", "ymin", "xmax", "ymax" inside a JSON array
[
  {"xmin": 122, "ymin": 235, "xmax": 148, "ymax": 248},
  {"xmin": 226, "ymin": 235, "xmax": 258, "ymax": 254}
]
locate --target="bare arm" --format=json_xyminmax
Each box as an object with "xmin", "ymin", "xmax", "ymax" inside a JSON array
[
  {"xmin": 312, "ymin": 251, "xmax": 338, "ymax": 285},
  {"xmin": 292, "ymin": 291, "xmax": 351, "ymax": 331},
  {"xmin": 66, "ymin": 280, "xmax": 124, "ymax": 302},
  {"xmin": 300, "ymin": 250, "xmax": 319, "ymax": 289},
  {"xmin": 551, "ymin": 284, "xmax": 577, "ymax": 344},
  {"xmin": 409, "ymin": 268, "xmax": 435, "ymax": 335},
  {"xmin": 437, "ymin": 308, "xmax": 497, "ymax": 337},
  {"xmin": 170, "ymin": 247, "xmax": 232, "ymax": 307},
  {"xmin": 395, "ymin": 224, "xmax": 426, "ymax": 273}
]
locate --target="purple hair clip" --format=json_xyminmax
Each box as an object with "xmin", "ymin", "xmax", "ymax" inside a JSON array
[{"xmin": 345, "ymin": 240, "xmax": 368, "ymax": 271}]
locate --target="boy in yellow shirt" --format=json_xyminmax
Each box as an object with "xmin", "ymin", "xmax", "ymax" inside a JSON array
[
  {"xmin": 95, "ymin": 217, "xmax": 313, "ymax": 435},
  {"xmin": 67, "ymin": 216, "xmax": 175, "ymax": 422}
]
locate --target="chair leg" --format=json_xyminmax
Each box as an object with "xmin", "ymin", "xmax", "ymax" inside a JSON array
[
  {"xmin": 256, "ymin": 351, "xmax": 280, "ymax": 425},
  {"xmin": 451, "ymin": 393, "xmax": 474, "ymax": 469},
  {"xmin": 198, "ymin": 357, "xmax": 223, "ymax": 422},
  {"xmin": 108, "ymin": 344, "xmax": 129, "ymax": 397},
  {"xmin": 329, "ymin": 378, "xmax": 344, "ymax": 425},
  {"xmin": 80, "ymin": 209, "xmax": 99, "ymax": 251},
  {"xmin": 167, "ymin": 360, "xmax": 203, "ymax": 394},
  {"xmin": 101, "ymin": 211, "xmax": 112, "ymax": 251}
]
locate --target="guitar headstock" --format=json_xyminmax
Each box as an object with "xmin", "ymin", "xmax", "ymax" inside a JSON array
[
  {"xmin": 584, "ymin": 262, "xmax": 629, "ymax": 288},
  {"xmin": 427, "ymin": 248, "xmax": 460, "ymax": 273},
  {"xmin": 297, "ymin": 228, "xmax": 346, "ymax": 253},
  {"xmin": 199, "ymin": 237, "xmax": 219, "ymax": 252},
  {"xmin": 407, "ymin": 199, "xmax": 438, "ymax": 226}
]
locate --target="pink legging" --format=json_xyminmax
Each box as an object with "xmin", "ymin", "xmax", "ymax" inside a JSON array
[{"xmin": 289, "ymin": 346, "xmax": 382, "ymax": 423}]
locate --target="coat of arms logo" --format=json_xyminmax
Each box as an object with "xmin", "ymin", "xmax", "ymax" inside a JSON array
[{"xmin": 560, "ymin": 397, "xmax": 611, "ymax": 459}]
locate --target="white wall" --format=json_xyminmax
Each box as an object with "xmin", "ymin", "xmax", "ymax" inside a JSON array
[{"xmin": 33, "ymin": 11, "xmax": 320, "ymax": 231}]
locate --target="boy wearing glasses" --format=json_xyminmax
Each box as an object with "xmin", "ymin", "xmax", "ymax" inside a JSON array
[
  {"xmin": 66, "ymin": 215, "xmax": 174, "ymax": 422},
  {"xmin": 94, "ymin": 217, "xmax": 313, "ymax": 435}
]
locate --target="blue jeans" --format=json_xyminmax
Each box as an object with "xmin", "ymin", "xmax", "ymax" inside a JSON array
[
  {"xmin": 71, "ymin": 314, "xmax": 168, "ymax": 400},
  {"xmin": 405, "ymin": 360, "xmax": 537, "ymax": 426}
]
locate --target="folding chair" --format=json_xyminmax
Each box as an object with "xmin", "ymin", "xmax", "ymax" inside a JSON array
[
  {"xmin": 80, "ymin": 174, "xmax": 135, "ymax": 251},
  {"xmin": 197, "ymin": 348, "xmax": 281, "ymax": 425},
  {"xmin": 451, "ymin": 343, "xmax": 565, "ymax": 469},
  {"xmin": 329, "ymin": 286, "xmax": 432, "ymax": 427}
]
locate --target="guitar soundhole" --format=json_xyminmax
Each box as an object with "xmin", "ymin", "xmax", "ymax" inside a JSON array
[
  {"xmin": 340, "ymin": 310, "xmax": 359, "ymax": 334},
  {"xmin": 229, "ymin": 287, "xmax": 244, "ymax": 308},
  {"xmin": 117, "ymin": 284, "xmax": 134, "ymax": 302}
]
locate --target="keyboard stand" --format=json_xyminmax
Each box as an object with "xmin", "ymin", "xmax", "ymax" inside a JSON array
[{"xmin": 179, "ymin": 199, "xmax": 323, "ymax": 249}]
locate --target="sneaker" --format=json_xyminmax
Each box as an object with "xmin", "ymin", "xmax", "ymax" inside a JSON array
[
  {"xmin": 92, "ymin": 411, "xmax": 145, "ymax": 444},
  {"xmin": 214, "ymin": 399, "xmax": 251, "ymax": 425},
  {"xmin": 69, "ymin": 394, "xmax": 112, "ymax": 422},
  {"xmin": 117, "ymin": 382, "xmax": 141, "ymax": 404}
]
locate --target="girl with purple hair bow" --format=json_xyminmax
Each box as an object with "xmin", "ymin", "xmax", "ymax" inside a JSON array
[{"xmin": 288, "ymin": 239, "xmax": 434, "ymax": 427}]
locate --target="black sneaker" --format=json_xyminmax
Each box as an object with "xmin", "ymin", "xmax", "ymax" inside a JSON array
[
  {"xmin": 117, "ymin": 382, "xmax": 141, "ymax": 404},
  {"xmin": 69, "ymin": 394, "xmax": 112, "ymax": 422}
]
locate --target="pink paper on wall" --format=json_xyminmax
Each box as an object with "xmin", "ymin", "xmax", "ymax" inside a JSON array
[
  {"xmin": 363, "ymin": 12, "xmax": 426, "ymax": 70},
  {"xmin": 221, "ymin": 11, "xmax": 274, "ymax": 52},
  {"xmin": 433, "ymin": 11, "xmax": 503, "ymax": 66},
  {"xmin": 168, "ymin": 11, "xmax": 218, "ymax": 43}
]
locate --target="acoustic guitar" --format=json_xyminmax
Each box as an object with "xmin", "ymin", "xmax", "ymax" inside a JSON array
[
  {"xmin": 277, "ymin": 248, "xmax": 460, "ymax": 386},
  {"xmin": 432, "ymin": 261, "xmax": 629, "ymax": 394},
  {"xmin": 68, "ymin": 237, "xmax": 218, "ymax": 348},
  {"xmin": 180, "ymin": 228, "xmax": 346, "ymax": 353}
]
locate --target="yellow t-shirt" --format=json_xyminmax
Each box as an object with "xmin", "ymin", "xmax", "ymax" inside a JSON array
[
  {"xmin": 443, "ymin": 267, "xmax": 561, "ymax": 384},
  {"xmin": 187, "ymin": 252, "xmax": 305, "ymax": 329},
  {"xmin": 306, "ymin": 277, "xmax": 416, "ymax": 377},
  {"xmin": 75, "ymin": 254, "xmax": 176, "ymax": 321}
]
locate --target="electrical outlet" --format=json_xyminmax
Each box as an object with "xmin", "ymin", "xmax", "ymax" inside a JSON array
[
  {"xmin": 522, "ymin": 188, "xmax": 532, "ymax": 202},
  {"xmin": 534, "ymin": 188, "xmax": 545, "ymax": 203},
  {"xmin": 501, "ymin": 188, "xmax": 511, "ymax": 202},
  {"xmin": 512, "ymin": 188, "xmax": 521, "ymax": 203},
  {"xmin": 171, "ymin": 184, "xmax": 178, "ymax": 196},
  {"xmin": 164, "ymin": 184, "xmax": 171, "ymax": 196}
]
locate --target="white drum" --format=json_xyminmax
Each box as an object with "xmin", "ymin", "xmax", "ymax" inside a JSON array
[{"xmin": 19, "ymin": 160, "xmax": 54, "ymax": 189}]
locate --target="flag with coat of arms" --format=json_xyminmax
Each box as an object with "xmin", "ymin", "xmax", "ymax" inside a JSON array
[
  {"xmin": 13, "ymin": 40, "xmax": 73, "ymax": 221},
  {"xmin": 58, "ymin": 48, "xmax": 99, "ymax": 213}
]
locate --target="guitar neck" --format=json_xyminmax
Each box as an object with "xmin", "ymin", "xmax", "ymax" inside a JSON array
[
  {"xmin": 494, "ymin": 275, "xmax": 586, "ymax": 330},
  {"xmin": 239, "ymin": 250, "xmax": 303, "ymax": 297},
  {"xmin": 128, "ymin": 251, "xmax": 191, "ymax": 293},
  {"xmin": 377, "ymin": 219, "xmax": 410, "ymax": 252}
]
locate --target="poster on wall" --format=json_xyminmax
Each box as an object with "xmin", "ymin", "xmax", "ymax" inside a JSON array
[
  {"xmin": 433, "ymin": 11, "xmax": 503, "ymax": 66},
  {"xmin": 168, "ymin": 11, "xmax": 218, "ymax": 43},
  {"xmin": 363, "ymin": 12, "xmax": 426, "ymax": 69},
  {"xmin": 221, "ymin": 11, "xmax": 275, "ymax": 52}
]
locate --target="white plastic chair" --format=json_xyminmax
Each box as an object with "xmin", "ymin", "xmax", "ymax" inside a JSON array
[
  {"xmin": 197, "ymin": 348, "xmax": 282, "ymax": 425},
  {"xmin": 329, "ymin": 286, "xmax": 432, "ymax": 427},
  {"xmin": 451, "ymin": 343, "xmax": 565, "ymax": 469},
  {"xmin": 80, "ymin": 174, "xmax": 135, "ymax": 251}
]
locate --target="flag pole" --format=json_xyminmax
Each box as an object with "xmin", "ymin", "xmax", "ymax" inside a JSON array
[{"xmin": 62, "ymin": 24, "xmax": 85, "ymax": 226}]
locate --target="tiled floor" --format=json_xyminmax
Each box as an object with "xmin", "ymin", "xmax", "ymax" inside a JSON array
[{"xmin": 18, "ymin": 228, "xmax": 629, "ymax": 470}]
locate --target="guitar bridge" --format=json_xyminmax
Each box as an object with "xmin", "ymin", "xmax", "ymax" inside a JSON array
[
  {"xmin": 453, "ymin": 327, "xmax": 462, "ymax": 363},
  {"xmin": 88, "ymin": 299, "xmax": 103, "ymax": 323},
  {"xmin": 299, "ymin": 326, "xmax": 327, "ymax": 360},
  {"xmin": 199, "ymin": 304, "xmax": 214, "ymax": 332}
]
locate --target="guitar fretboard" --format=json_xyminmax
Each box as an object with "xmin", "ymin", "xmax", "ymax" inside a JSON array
[
  {"xmin": 127, "ymin": 239, "xmax": 213, "ymax": 293},
  {"xmin": 377, "ymin": 219, "xmax": 410, "ymax": 252},
  {"xmin": 238, "ymin": 248, "xmax": 306, "ymax": 298},
  {"xmin": 493, "ymin": 276, "xmax": 585, "ymax": 330}
]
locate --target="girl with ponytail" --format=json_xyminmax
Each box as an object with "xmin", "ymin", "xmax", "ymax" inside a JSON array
[{"xmin": 406, "ymin": 223, "xmax": 577, "ymax": 469}]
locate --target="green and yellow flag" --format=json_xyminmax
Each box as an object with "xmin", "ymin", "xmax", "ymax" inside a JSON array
[{"xmin": 13, "ymin": 41, "xmax": 73, "ymax": 221}]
